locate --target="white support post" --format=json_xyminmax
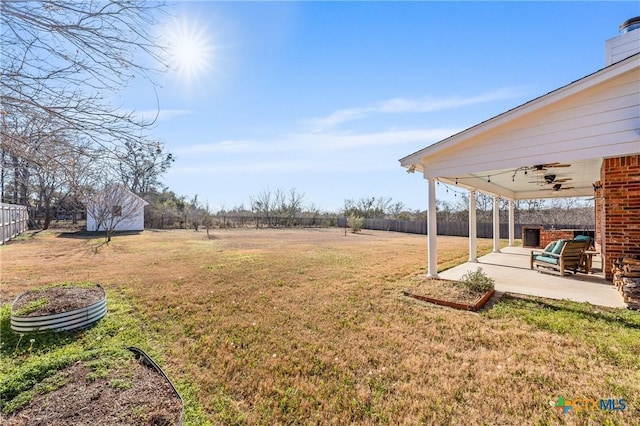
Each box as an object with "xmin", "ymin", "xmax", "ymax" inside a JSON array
[
  {"xmin": 469, "ymin": 190, "xmax": 477, "ymax": 262},
  {"xmin": 508, "ymin": 199, "xmax": 515, "ymax": 247},
  {"xmin": 493, "ymin": 195, "xmax": 501, "ymax": 253},
  {"xmin": 427, "ymin": 178, "xmax": 438, "ymax": 278}
]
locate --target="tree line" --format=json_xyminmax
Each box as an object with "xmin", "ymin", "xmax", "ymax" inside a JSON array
[{"xmin": 142, "ymin": 188, "xmax": 594, "ymax": 232}]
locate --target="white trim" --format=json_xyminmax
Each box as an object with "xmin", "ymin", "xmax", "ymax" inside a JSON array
[
  {"xmin": 427, "ymin": 178, "xmax": 438, "ymax": 278},
  {"xmin": 508, "ymin": 200, "xmax": 515, "ymax": 247},
  {"xmin": 492, "ymin": 196, "xmax": 500, "ymax": 253},
  {"xmin": 468, "ymin": 191, "xmax": 477, "ymax": 262}
]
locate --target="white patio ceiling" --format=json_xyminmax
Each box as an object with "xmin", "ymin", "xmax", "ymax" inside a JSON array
[{"xmin": 435, "ymin": 158, "xmax": 603, "ymax": 200}]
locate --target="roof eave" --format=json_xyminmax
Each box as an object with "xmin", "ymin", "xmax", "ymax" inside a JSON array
[{"xmin": 399, "ymin": 52, "xmax": 640, "ymax": 168}]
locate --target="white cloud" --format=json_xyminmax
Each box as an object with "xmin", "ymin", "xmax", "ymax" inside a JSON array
[
  {"xmin": 307, "ymin": 87, "xmax": 529, "ymax": 131},
  {"xmin": 132, "ymin": 109, "xmax": 193, "ymax": 123},
  {"xmin": 173, "ymin": 139, "xmax": 260, "ymax": 154},
  {"xmin": 171, "ymin": 88, "xmax": 525, "ymax": 157},
  {"xmin": 172, "ymin": 127, "xmax": 460, "ymax": 157},
  {"xmin": 168, "ymin": 156, "xmax": 395, "ymax": 175},
  {"xmin": 167, "ymin": 89, "xmax": 526, "ymax": 175},
  {"xmin": 297, "ymin": 128, "xmax": 459, "ymax": 150},
  {"xmin": 167, "ymin": 126, "xmax": 461, "ymax": 175}
]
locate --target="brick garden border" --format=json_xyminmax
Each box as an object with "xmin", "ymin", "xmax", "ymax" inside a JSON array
[{"xmin": 403, "ymin": 288, "xmax": 495, "ymax": 312}]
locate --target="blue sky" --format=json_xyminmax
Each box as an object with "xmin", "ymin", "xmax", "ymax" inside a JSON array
[{"xmin": 123, "ymin": 1, "xmax": 639, "ymax": 213}]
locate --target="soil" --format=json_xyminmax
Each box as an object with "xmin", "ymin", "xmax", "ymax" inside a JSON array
[
  {"xmin": 12, "ymin": 285, "xmax": 104, "ymax": 316},
  {"xmin": 2, "ymin": 356, "xmax": 182, "ymax": 426},
  {"xmin": 6, "ymin": 285, "xmax": 182, "ymax": 426},
  {"xmin": 404, "ymin": 275, "xmax": 486, "ymax": 305}
]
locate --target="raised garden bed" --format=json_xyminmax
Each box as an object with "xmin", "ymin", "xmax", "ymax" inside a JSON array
[
  {"xmin": 403, "ymin": 275, "xmax": 495, "ymax": 312},
  {"xmin": 2, "ymin": 283, "xmax": 183, "ymax": 426},
  {"xmin": 2, "ymin": 348, "xmax": 183, "ymax": 426},
  {"xmin": 11, "ymin": 283, "xmax": 107, "ymax": 333}
]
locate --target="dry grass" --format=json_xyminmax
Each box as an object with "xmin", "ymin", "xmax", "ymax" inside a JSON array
[{"xmin": 1, "ymin": 228, "xmax": 638, "ymax": 425}]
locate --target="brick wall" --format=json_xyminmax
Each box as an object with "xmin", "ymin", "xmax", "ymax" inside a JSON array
[
  {"xmin": 600, "ymin": 155, "xmax": 640, "ymax": 280},
  {"xmin": 540, "ymin": 229, "xmax": 575, "ymax": 248}
]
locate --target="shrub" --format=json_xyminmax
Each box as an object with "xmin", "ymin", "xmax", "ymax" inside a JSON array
[
  {"xmin": 458, "ymin": 268, "xmax": 495, "ymax": 293},
  {"xmin": 347, "ymin": 214, "xmax": 364, "ymax": 233}
]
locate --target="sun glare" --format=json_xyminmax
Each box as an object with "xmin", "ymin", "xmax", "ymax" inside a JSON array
[{"xmin": 164, "ymin": 17, "xmax": 213, "ymax": 84}]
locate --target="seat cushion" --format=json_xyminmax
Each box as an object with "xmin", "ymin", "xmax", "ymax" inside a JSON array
[
  {"xmin": 574, "ymin": 234, "xmax": 590, "ymax": 242},
  {"xmin": 535, "ymin": 255, "xmax": 559, "ymax": 265},
  {"xmin": 551, "ymin": 240, "xmax": 566, "ymax": 255},
  {"xmin": 543, "ymin": 241, "xmax": 557, "ymax": 252}
]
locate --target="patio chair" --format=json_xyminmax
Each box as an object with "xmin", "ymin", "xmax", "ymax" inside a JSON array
[
  {"xmin": 573, "ymin": 234, "xmax": 594, "ymax": 250},
  {"xmin": 530, "ymin": 239, "xmax": 590, "ymax": 276}
]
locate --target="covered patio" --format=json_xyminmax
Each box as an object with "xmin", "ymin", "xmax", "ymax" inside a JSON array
[
  {"xmin": 439, "ymin": 246, "xmax": 625, "ymax": 308},
  {"xmin": 399, "ymin": 18, "xmax": 639, "ymax": 305}
]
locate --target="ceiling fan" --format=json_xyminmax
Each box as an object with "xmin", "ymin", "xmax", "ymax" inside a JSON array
[
  {"xmin": 530, "ymin": 163, "xmax": 571, "ymax": 174},
  {"xmin": 539, "ymin": 183, "xmax": 575, "ymax": 191},
  {"xmin": 528, "ymin": 174, "xmax": 573, "ymax": 185}
]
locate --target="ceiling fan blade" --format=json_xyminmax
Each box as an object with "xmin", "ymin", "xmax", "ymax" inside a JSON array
[
  {"xmin": 534, "ymin": 162, "xmax": 571, "ymax": 168},
  {"xmin": 529, "ymin": 177, "xmax": 572, "ymax": 185}
]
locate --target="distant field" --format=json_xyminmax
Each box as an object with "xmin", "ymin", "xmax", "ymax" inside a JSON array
[{"xmin": 1, "ymin": 229, "xmax": 638, "ymax": 425}]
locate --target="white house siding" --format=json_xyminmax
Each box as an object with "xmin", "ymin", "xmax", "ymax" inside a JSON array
[
  {"xmin": 409, "ymin": 64, "xmax": 639, "ymax": 178},
  {"xmin": 86, "ymin": 208, "xmax": 145, "ymax": 232},
  {"xmin": 86, "ymin": 214, "xmax": 97, "ymax": 232},
  {"xmin": 86, "ymin": 188, "xmax": 148, "ymax": 232},
  {"xmin": 606, "ymin": 29, "xmax": 640, "ymax": 66}
]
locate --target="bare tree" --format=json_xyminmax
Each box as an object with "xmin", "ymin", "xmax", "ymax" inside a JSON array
[
  {"xmin": 343, "ymin": 196, "xmax": 395, "ymax": 218},
  {"xmin": 1, "ymin": 1, "xmax": 168, "ymax": 152},
  {"xmin": 114, "ymin": 139, "xmax": 174, "ymax": 194},
  {"xmin": 188, "ymin": 194, "xmax": 207, "ymax": 231},
  {"xmin": 388, "ymin": 201, "xmax": 406, "ymax": 218},
  {"xmin": 276, "ymin": 188, "xmax": 305, "ymax": 226},
  {"xmin": 250, "ymin": 187, "xmax": 306, "ymax": 227},
  {"xmin": 250, "ymin": 187, "xmax": 275, "ymax": 227},
  {"xmin": 85, "ymin": 183, "xmax": 147, "ymax": 242},
  {"xmin": 30, "ymin": 136, "xmax": 79, "ymax": 229},
  {"xmin": 1, "ymin": 111, "xmax": 67, "ymax": 223},
  {"xmin": 203, "ymin": 202, "xmax": 214, "ymax": 238}
]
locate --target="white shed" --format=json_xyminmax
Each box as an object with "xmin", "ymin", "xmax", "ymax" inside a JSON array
[{"xmin": 85, "ymin": 184, "xmax": 148, "ymax": 232}]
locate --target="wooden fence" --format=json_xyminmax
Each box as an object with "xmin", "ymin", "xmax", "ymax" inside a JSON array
[
  {"xmin": 1, "ymin": 203, "xmax": 28, "ymax": 245},
  {"xmin": 359, "ymin": 218, "xmax": 588, "ymax": 238},
  {"xmin": 198, "ymin": 215, "xmax": 588, "ymax": 240}
]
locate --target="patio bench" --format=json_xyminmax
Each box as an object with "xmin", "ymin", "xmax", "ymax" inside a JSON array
[{"xmin": 530, "ymin": 239, "xmax": 590, "ymax": 276}]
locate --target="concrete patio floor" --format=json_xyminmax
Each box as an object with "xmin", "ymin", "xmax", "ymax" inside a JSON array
[{"xmin": 439, "ymin": 246, "xmax": 626, "ymax": 308}]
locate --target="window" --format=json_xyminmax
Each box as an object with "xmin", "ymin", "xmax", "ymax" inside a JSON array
[{"xmin": 112, "ymin": 205, "xmax": 122, "ymax": 217}]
